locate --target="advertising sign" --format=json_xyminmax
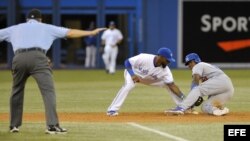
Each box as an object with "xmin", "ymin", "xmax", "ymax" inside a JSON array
[{"xmin": 178, "ymin": 0, "xmax": 250, "ymax": 68}]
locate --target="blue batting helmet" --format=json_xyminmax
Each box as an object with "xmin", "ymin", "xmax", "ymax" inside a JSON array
[
  {"xmin": 185, "ymin": 53, "xmax": 201, "ymax": 65},
  {"xmin": 157, "ymin": 47, "xmax": 175, "ymax": 63}
]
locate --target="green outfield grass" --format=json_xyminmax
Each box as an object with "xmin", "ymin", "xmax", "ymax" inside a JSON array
[{"xmin": 0, "ymin": 69, "xmax": 250, "ymax": 141}]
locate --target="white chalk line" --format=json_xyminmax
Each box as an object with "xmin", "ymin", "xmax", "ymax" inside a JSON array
[{"xmin": 127, "ymin": 122, "xmax": 189, "ymax": 141}]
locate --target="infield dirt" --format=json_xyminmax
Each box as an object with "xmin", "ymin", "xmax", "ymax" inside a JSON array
[{"xmin": 1, "ymin": 112, "xmax": 250, "ymax": 123}]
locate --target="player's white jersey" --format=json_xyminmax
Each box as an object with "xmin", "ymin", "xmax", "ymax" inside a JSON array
[
  {"xmin": 129, "ymin": 53, "xmax": 174, "ymax": 84},
  {"xmin": 101, "ymin": 28, "xmax": 123, "ymax": 46},
  {"xmin": 192, "ymin": 62, "xmax": 224, "ymax": 79}
]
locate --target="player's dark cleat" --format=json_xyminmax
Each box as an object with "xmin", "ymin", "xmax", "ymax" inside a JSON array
[
  {"xmin": 10, "ymin": 126, "xmax": 19, "ymax": 133},
  {"xmin": 107, "ymin": 110, "xmax": 119, "ymax": 116},
  {"xmin": 45, "ymin": 124, "xmax": 67, "ymax": 134},
  {"xmin": 165, "ymin": 106, "xmax": 185, "ymax": 115}
]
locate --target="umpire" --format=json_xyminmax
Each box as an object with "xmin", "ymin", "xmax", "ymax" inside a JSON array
[{"xmin": 0, "ymin": 9, "xmax": 106, "ymax": 134}]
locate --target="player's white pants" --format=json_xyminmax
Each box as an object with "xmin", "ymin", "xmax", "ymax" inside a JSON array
[
  {"xmin": 107, "ymin": 70, "xmax": 183, "ymax": 112},
  {"xmin": 102, "ymin": 45, "xmax": 118, "ymax": 73},
  {"xmin": 85, "ymin": 45, "xmax": 97, "ymax": 68},
  {"xmin": 179, "ymin": 74, "xmax": 234, "ymax": 114}
]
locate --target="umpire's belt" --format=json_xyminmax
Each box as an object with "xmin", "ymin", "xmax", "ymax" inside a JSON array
[{"xmin": 15, "ymin": 47, "xmax": 46, "ymax": 54}]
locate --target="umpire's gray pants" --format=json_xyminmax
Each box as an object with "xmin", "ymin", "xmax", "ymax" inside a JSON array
[{"xmin": 10, "ymin": 50, "xmax": 59, "ymax": 127}]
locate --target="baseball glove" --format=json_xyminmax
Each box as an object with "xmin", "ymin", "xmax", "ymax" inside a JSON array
[
  {"xmin": 201, "ymin": 77, "xmax": 208, "ymax": 82},
  {"xmin": 193, "ymin": 96, "xmax": 203, "ymax": 107}
]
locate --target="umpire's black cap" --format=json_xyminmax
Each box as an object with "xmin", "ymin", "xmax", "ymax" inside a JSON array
[{"xmin": 27, "ymin": 9, "xmax": 42, "ymax": 19}]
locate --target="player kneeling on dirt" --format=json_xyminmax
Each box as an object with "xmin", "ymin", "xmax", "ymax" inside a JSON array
[{"xmin": 165, "ymin": 53, "xmax": 234, "ymax": 116}]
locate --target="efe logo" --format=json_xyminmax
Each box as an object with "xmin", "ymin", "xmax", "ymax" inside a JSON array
[
  {"xmin": 224, "ymin": 125, "xmax": 249, "ymax": 141},
  {"xmin": 228, "ymin": 129, "xmax": 246, "ymax": 136}
]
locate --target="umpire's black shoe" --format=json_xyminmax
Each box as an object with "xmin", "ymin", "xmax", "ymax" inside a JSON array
[
  {"xmin": 10, "ymin": 126, "xmax": 19, "ymax": 133},
  {"xmin": 45, "ymin": 124, "xmax": 67, "ymax": 134}
]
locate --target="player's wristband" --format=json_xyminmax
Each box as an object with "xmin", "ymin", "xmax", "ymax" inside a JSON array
[
  {"xmin": 127, "ymin": 69, "xmax": 135, "ymax": 76},
  {"xmin": 124, "ymin": 59, "xmax": 135, "ymax": 76}
]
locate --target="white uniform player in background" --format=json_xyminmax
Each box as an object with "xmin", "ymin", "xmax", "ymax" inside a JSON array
[
  {"xmin": 107, "ymin": 47, "xmax": 186, "ymax": 116},
  {"xmin": 166, "ymin": 53, "xmax": 234, "ymax": 116},
  {"xmin": 101, "ymin": 21, "xmax": 123, "ymax": 74}
]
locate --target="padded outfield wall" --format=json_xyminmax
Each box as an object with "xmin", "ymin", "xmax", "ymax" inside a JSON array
[{"xmin": 0, "ymin": 0, "xmax": 249, "ymax": 68}]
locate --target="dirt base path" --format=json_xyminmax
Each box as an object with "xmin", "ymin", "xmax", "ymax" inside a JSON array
[{"xmin": 1, "ymin": 112, "xmax": 250, "ymax": 123}]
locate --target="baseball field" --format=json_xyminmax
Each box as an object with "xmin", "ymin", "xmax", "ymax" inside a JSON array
[{"xmin": 0, "ymin": 69, "xmax": 249, "ymax": 141}]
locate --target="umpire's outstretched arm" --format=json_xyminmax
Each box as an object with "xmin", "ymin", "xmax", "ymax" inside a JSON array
[{"xmin": 66, "ymin": 28, "xmax": 107, "ymax": 38}]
